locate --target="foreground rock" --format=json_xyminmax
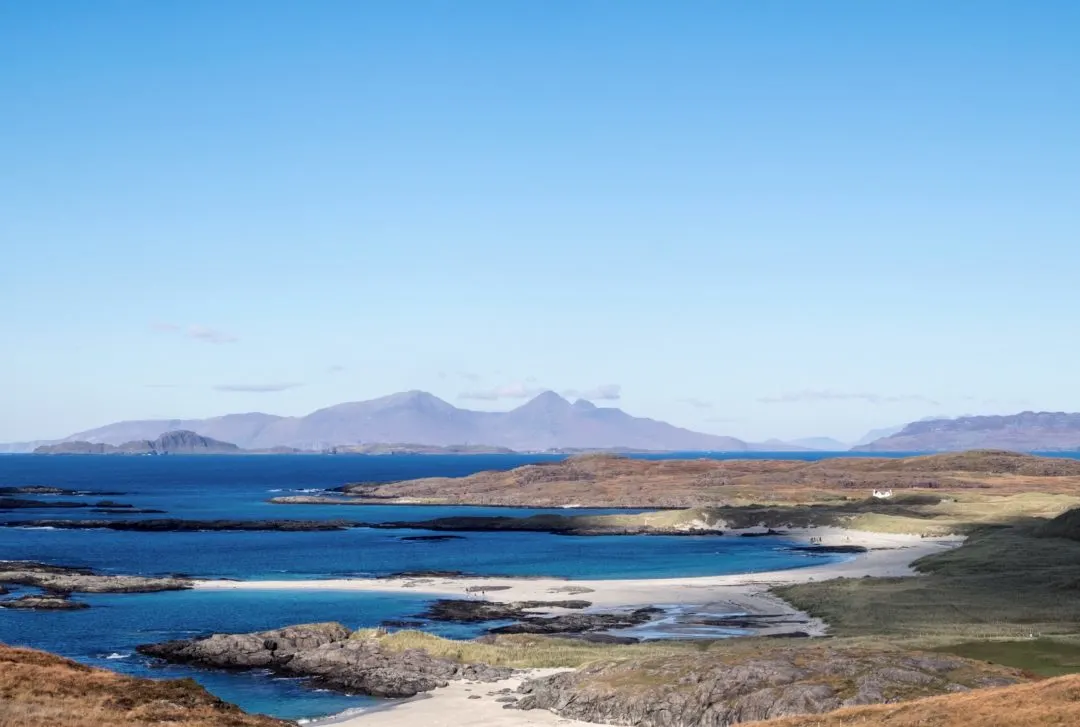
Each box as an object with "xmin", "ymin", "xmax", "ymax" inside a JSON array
[
  {"xmin": 513, "ymin": 646, "xmax": 1025, "ymax": 727},
  {"xmin": 0, "ymin": 561, "xmax": 191, "ymax": 593},
  {"xmin": 2, "ymin": 518, "xmax": 354, "ymax": 532},
  {"xmin": 0, "ymin": 643, "xmax": 286, "ymax": 727},
  {"xmin": 0, "ymin": 594, "xmax": 89, "ymax": 610},
  {"xmin": 138, "ymin": 622, "xmax": 515, "ymax": 698}
]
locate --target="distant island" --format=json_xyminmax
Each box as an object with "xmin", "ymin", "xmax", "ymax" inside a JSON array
[
  {"xmin": 34, "ymin": 430, "xmax": 244, "ymax": 455},
  {"xmin": 854, "ymin": 412, "xmax": 1080, "ymax": 452}
]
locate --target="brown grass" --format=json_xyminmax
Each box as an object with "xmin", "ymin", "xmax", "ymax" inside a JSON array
[
  {"xmin": 0, "ymin": 643, "xmax": 286, "ymax": 727},
  {"xmin": 745, "ymin": 673, "xmax": 1080, "ymax": 726},
  {"xmin": 333, "ymin": 451, "xmax": 1080, "ymax": 509}
]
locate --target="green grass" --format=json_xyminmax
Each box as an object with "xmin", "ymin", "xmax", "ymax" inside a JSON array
[
  {"xmin": 348, "ymin": 628, "xmax": 707, "ymax": 668},
  {"xmin": 934, "ymin": 639, "xmax": 1080, "ymax": 677},
  {"xmin": 774, "ymin": 523, "xmax": 1080, "ymax": 643}
]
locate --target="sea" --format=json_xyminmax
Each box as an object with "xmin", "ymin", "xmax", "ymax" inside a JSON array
[{"xmin": 3, "ymin": 451, "xmax": 1071, "ymax": 720}]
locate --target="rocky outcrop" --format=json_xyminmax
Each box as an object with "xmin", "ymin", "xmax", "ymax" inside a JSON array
[
  {"xmin": 513, "ymin": 647, "xmax": 1025, "ymax": 727},
  {"xmin": 420, "ymin": 599, "xmax": 592, "ymax": 623},
  {"xmin": 138, "ymin": 623, "xmax": 515, "ymax": 698},
  {"xmin": 2, "ymin": 518, "xmax": 354, "ymax": 532},
  {"xmin": 0, "ymin": 561, "xmax": 192, "ymax": 593},
  {"xmin": 417, "ymin": 599, "xmax": 662, "ymax": 636},
  {"xmin": 0, "ymin": 594, "xmax": 89, "ymax": 610},
  {"xmin": 490, "ymin": 607, "xmax": 663, "ymax": 635},
  {"xmin": 0, "ymin": 497, "xmax": 141, "ymax": 510}
]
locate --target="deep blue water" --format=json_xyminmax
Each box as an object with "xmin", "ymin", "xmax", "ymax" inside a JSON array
[{"xmin": 0, "ymin": 452, "xmax": 905, "ymax": 719}]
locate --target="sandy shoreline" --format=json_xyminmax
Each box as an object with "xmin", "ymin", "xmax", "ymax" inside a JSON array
[
  {"xmin": 195, "ymin": 527, "xmax": 961, "ymax": 615},
  {"xmin": 199, "ymin": 527, "xmax": 963, "ymax": 727},
  {"xmin": 305, "ymin": 670, "xmax": 594, "ymax": 727}
]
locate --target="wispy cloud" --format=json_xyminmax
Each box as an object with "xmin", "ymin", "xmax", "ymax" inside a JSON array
[
  {"xmin": 152, "ymin": 322, "xmax": 238, "ymax": 344},
  {"xmin": 459, "ymin": 382, "xmax": 545, "ymax": 401},
  {"xmin": 327, "ymin": 365, "xmax": 346, "ymax": 374},
  {"xmin": 678, "ymin": 397, "xmax": 713, "ymax": 409},
  {"xmin": 145, "ymin": 383, "xmax": 181, "ymax": 389},
  {"xmin": 214, "ymin": 382, "xmax": 303, "ymax": 393},
  {"xmin": 757, "ymin": 390, "xmax": 941, "ymax": 406},
  {"xmin": 562, "ymin": 384, "xmax": 622, "ymax": 401}
]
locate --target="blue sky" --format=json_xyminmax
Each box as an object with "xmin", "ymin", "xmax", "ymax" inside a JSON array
[{"xmin": 2, "ymin": 1, "xmax": 1078, "ymax": 443}]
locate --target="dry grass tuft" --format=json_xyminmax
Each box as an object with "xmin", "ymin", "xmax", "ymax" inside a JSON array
[
  {"xmin": 746, "ymin": 673, "xmax": 1080, "ymax": 726},
  {"xmin": 0, "ymin": 643, "xmax": 286, "ymax": 727}
]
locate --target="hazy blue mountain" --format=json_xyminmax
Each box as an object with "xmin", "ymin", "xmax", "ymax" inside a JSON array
[
  {"xmin": 40, "ymin": 391, "xmax": 761, "ymax": 452},
  {"xmin": 852, "ymin": 424, "xmax": 907, "ymax": 447},
  {"xmin": 786, "ymin": 437, "xmax": 851, "ymax": 451},
  {"xmin": 852, "ymin": 412, "xmax": 1080, "ymax": 452}
]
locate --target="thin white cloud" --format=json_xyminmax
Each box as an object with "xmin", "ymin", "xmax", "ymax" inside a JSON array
[
  {"xmin": 459, "ymin": 382, "xmax": 545, "ymax": 401},
  {"xmin": 757, "ymin": 390, "xmax": 941, "ymax": 406},
  {"xmin": 214, "ymin": 382, "xmax": 303, "ymax": 393},
  {"xmin": 327, "ymin": 365, "xmax": 346, "ymax": 374},
  {"xmin": 562, "ymin": 384, "xmax": 622, "ymax": 401},
  {"xmin": 152, "ymin": 322, "xmax": 238, "ymax": 344},
  {"xmin": 145, "ymin": 383, "xmax": 181, "ymax": 389},
  {"xmin": 678, "ymin": 397, "xmax": 713, "ymax": 409}
]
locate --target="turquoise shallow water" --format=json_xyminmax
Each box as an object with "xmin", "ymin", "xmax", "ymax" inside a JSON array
[{"xmin": 0, "ymin": 453, "xmax": 874, "ymax": 719}]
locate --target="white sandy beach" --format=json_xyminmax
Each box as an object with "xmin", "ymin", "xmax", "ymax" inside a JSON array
[
  {"xmin": 313, "ymin": 670, "xmax": 595, "ymax": 727},
  {"xmin": 200, "ymin": 528, "xmax": 963, "ymax": 727},
  {"xmin": 196, "ymin": 528, "xmax": 961, "ymax": 614}
]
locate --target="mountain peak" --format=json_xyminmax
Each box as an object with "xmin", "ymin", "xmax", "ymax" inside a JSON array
[{"xmin": 513, "ymin": 391, "xmax": 572, "ymax": 412}]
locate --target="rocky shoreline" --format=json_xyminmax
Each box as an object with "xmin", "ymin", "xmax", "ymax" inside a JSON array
[
  {"xmin": 137, "ymin": 622, "xmax": 515, "ymax": 698},
  {"xmin": 0, "ymin": 561, "xmax": 192, "ymax": 606},
  {"xmin": 1, "ymin": 518, "xmax": 354, "ymax": 532}
]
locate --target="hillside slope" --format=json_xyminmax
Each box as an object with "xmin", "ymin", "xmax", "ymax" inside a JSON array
[
  {"xmin": 748, "ymin": 673, "xmax": 1080, "ymax": 727},
  {"xmin": 0, "ymin": 643, "xmax": 285, "ymax": 727}
]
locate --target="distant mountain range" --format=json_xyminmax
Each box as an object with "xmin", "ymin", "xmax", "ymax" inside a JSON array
[
  {"xmin": 852, "ymin": 412, "xmax": 1080, "ymax": 452},
  {"xmin": 14, "ymin": 395, "xmax": 1080, "ymax": 454},
  {"xmin": 19, "ymin": 391, "xmax": 806, "ymax": 453}
]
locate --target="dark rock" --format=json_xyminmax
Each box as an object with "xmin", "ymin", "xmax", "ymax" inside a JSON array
[
  {"xmin": 397, "ymin": 535, "xmax": 466, "ymax": 542},
  {"xmin": 1, "ymin": 519, "xmax": 355, "ymax": 532},
  {"xmin": 489, "ymin": 607, "xmax": 660, "ymax": 635},
  {"xmin": 787, "ymin": 545, "xmax": 869, "ymax": 554},
  {"xmin": 380, "ymin": 620, "xmax": 427, "ymax": 628},
  {"xmin": 138, "ymin": 623, "xmax": 515, "ymax": 699},
  {"xmin": 90, "ymin": 508, "xmax": 168, "ymax": 514},
  {"xmin": 387, "ymin": 570, "xmax": 473, "ymax": 579},
  {"xmin": 0, "ymin": 498, "xmax": 88, "ymax": 509},
  {"xmin": 740, "ymin": 529, "xmax": 787, "ymax": 537},
  {"xmin": 1, "ymin": 594, "xmax": 89, "ymax": 610},
  {"xmin": 420, "ymin": 599, "xmax": 592, "ymax": 623},
  {"xmin": 0, "ymin": 560, "xmax": 191, "ymax": 593}
]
